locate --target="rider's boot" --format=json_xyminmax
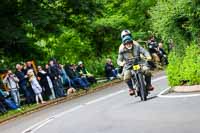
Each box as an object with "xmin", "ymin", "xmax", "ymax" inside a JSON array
[
  {"xmin": 147, "ymin": 85, "xmax": 154, "ymax": 91},
  {"xmin": 145, "ymin": 74, "xmax": 154, "ymax": 91}
]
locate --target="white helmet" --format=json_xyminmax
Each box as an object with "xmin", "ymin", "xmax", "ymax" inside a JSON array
[{"xmin": 121, "ymin": 29, "xmax": 131, "ymax": 39}]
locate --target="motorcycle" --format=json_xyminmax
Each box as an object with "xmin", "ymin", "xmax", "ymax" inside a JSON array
[{"xmin": 128, "ymin": 59, "xmax": 148, "ymax": 101}]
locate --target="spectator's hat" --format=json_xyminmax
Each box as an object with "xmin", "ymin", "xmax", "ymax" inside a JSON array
[{"xmin": 78, "ymin": 61, "xmax": 83, "ymax": 65}]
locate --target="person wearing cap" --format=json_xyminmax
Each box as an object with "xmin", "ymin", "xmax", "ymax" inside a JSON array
[
  {"xmin": 117, "ymin": 31, "xmax": 154, "ymax": 96},
  {"xmin": 77, "ymin": 61, "xmax": 97, "ymax": 84}
]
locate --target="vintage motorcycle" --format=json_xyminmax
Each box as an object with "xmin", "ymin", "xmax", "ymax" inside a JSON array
[{"xmin": 128, "ymin": 59, "xmax": 148, "ymax": 101}]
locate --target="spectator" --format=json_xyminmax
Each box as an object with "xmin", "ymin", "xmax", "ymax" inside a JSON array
[
  {"xmin": 3, "ymin": 70, "xmax": 20, "ymax": 107},
  {"xmin": 168, "ymin": 39, "xmax": 175, "ymax": 53},
  {"xmin": 37, "ymin": 66, "xmax": 53, "ymax": 100},
  {"xmin": 147, "ymin": 36, "xmax": 160, "ymax": 62},
  {"xmin": 27, "ymin": 69, "xmax": 45, "ymax": 104},
  {"xmin": 15, "ymin": 64, "xmax": 34, "ymax": 104},
  {"xmin": 77, "ymin": 61, "xmax": 97, "ymax": 84},
  {"xmin": 105, "ymin": 58, "xmax": 118, "ymax": 80},
  {"xmin": 0, "ymin": 88, "xmax": 8, "ymax": 114},
  {"xmin": 23, "ymin": 61, "xmax": 36, "ymax": 76},
  {"xmin": 59, "ymin": 64, "xmax": 77, "ymax": 95},
  {"xmin": 49, "ymin": 60, "xmax": 65, "ymax": 98},
  {"xmin": 44, "ymin": 64, "xmax": 56, "ymax": 99},
  {"xmin": 59, "ymin": 64, "xmax": 74, "ymax": 89},
  {"xmin": 157, "ymin": 42, "xmax": 168, "ymax": 65},
  {"xmin": 72, "ymin": 64, "xmax": 90, "ymax": 88},
  {"xmin": 65, "ymin": 64, "xmax": 90, "ymax": 90}
]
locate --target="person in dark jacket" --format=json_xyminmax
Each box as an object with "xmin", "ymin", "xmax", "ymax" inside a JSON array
[
  {"xmin": 105, "ymin": 58, "xmax": 118, "ymax": 80},
  {"xmin": 77, "ymin": 61, "xmax": 97, "ymax": 84},
  {"xmin": 65, "ymin": 64, "xmax": 89, "ymax": 90},
  {"xmin": 49, "ymin": 60, "xmax": 65, "ymax": 98},
  {"xmin": 37, "ymin": 66, "xmax": 53, "ymax": 100},
  {"xmin": 15, "ymin": 64, "xmax": 35, "ymax": 104},
  {"xmin": 147, "ymin": 36, "xmax": 160, "ymax": 62}
]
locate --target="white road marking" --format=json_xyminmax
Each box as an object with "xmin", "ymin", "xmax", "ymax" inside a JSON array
[
  {"xmin": 22, "ymin": 118, "xmax": 54, "ymax": 133},
  {"xmin": 22, "ymin": 105, "xmax": 84, "ymax": 133},
  {"xmin": 157, "ymin": 87, "xmax": 200, "ymax": 98},
  {"xmin": 53, "ymin": 105, "xmax": 84, "ymax": 118},
  {"xmin": 22, "ymin": 75, "xmax": 167, "ymax": 133},
  {"xmin": 85, "ymin": 90, "xmax": 125, "ymax": 105}
]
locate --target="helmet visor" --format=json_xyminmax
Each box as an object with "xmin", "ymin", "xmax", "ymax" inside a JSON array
[{"xmin": 123, "ymin": 40, "xmax": 133, "ymax": 45}]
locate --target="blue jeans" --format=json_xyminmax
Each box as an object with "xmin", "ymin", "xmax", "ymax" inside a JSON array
[
  {"xmin": 72, "ymin": 77, "xmax": 89, "ymax": 89},
  {"xmin": 112, "ymin": 69, "xmax": 118, "ymax": 77},
  {"xmin": 10, "ymin": 89, "xmax": 20, "ymax": 107}
]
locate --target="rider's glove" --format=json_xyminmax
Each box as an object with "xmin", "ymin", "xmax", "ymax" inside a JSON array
[{"xmin": 146, "ymin": 56, "xmax": 152, "ymax": 61}]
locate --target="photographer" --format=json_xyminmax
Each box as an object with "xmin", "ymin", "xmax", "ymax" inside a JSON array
[{"xmin": 3, "ymin": 70, "xmax": 20, "ymax": 107}]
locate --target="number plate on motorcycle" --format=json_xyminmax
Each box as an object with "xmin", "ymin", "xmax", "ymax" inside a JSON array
[{"xmin": 133, "ymin": 65, "xmax": 140, "ymax": 70}]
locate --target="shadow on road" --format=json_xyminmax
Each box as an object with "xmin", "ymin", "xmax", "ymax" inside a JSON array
[
  {"xmin": 147, "ymin": 95, "xmax": 158, "ymax": 100},
  {"xmin": 129, "ymin": 95, "xmax": 158, "ymax": 105}
]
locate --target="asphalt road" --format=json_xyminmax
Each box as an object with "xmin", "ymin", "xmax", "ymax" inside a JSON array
[{"xmin": 0, "ymin": 71, "xmax": 200, "ymax": 133}]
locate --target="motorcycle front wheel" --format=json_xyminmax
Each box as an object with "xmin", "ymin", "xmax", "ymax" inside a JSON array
[{"xmin": 138, "ymin": 73, "xmax": 147, "ymax": 101}]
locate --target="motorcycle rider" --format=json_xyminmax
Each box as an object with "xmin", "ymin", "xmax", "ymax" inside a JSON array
[{"xmin": 117, "ymin": 31, "xmax": 154, "ymax": 96}]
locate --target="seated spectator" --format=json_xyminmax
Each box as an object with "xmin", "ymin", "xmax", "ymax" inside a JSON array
[
  {"xmin": 77, "ymin": 61, "xmax": 97, "ymax": 84},
  {"xmin": 65, "ymin": 64, "xmax": 90, "ymax": 90},
  {"xmin": 37, "ymin": 66, "xmax": 54, "ymax": 100},
  {"xmin": 3, "ymin": 70, "xmax": 20, "ymax": 107},
  {"xmin": 0, "ymin": 88, "xmax": 7, "ymax": 114},
  {"xmin": 58, "ymin": 64, "xmax": 74, "ymax": 88},
  {"xmin": 27, "ymin": 69, "xmax": 45, "ymax": 104},
  {"xmin": 59, "ymin": 64, "xmax": 76, "ymax": 94},
  {"xmin": 0, "ymin": 87, "xmax": 19, "ymax": 110},
  {"xmin": 105, "ymin": 58, "xmax": 118, "ymax": 80}
]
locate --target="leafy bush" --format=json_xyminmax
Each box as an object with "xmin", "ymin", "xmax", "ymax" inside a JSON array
[
  {"xmin": 166, "ymin": 52, "xmax": 183, "ymax": 86},
  {"xmin": 167, "ymin": 43, "xmax": 200, "ymax": 86},
  {"xmin": 181, "ymin": 44, "xmax": 200, "ymax": 85},
  {"xmin": 82, "ymin": 52, "xmax": 118, "ymax": 77}
]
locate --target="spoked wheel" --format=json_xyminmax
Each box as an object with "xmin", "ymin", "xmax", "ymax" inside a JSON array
[{"xmin": 138, "ymin": 73, "xmax": 147, "ymax": 101}]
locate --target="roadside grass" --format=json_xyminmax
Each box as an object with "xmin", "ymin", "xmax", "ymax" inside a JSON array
[{"xmin": 0, "ymin": 104, "xmax": 39, "ymax": 120}]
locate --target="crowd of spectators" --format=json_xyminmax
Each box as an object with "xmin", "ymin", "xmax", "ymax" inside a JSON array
[{"xmin": 0, "ymin": 59, "xmax": 106, "ymax": 114}]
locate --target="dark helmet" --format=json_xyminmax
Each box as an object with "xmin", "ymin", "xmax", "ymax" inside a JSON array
[{"xmin": 122, "ymin": 35, "xmax": 133, "ymax": 45}]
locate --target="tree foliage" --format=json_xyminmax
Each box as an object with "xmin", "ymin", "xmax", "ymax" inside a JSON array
[{"xmin": 1, "ymin": 0, "xmax": 200, "ymax": 83}]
